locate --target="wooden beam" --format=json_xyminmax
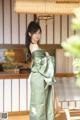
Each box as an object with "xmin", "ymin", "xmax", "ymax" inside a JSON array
[
  {"xmin": 0, "ymin": 72, "xmax": 76, "ymax": 79},
  {"xmin": 56, "ymin": 0, "xmax": 80, "ymax": 3},
  {"xmin": 0, "ymin": 72, "xmax": 29, "ymax": 79},
  {"xmin": 0, "ymin": 44, "xmax": 25, "ymax": 48},
  {"xmin": 0, "ymin": 44, "xmax": 61, "ymax": 49},
  {"xmin": 8, "ymin": 111, "xmax": 29, "ymax": 116},
  {"xmin": 55, "ymin": 73, "xmax": 75, "ymax": 77}
]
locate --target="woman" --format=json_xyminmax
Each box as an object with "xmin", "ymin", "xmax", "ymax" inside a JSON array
[{"xmin": 25, "ymin": 21, "xmax": 55, "ymax": 120}]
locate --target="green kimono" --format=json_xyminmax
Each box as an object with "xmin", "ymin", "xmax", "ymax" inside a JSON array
[{"xmin": 30, "ymin": 49, "xmax": 55, "ymax": 120}]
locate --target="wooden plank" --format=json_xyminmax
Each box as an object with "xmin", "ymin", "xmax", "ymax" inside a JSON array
[
  {"xmin": 20, "ymin": 79, "xmax": 27, "ymax": 111},
  {"xmin": 0, "ymin": 72, "xmax": 76, "ymax": 79},
  {"xmin": 4, "ymin": 80, "xmax": 11, "ymax": 111},
  {"xmin": 0, "ymin": 0, "xmax": 3, "ymax": 44},
  {"xmin": 62, "ymin": 15, "xmax": 67, "ymax": 42},
  {"xmin": 0, "ymin": 80, "xmax": 3, "ymax": 111},
  {"xmin": 56, "ymin": 0, "xmax": 80, "ymax": 3},
  {"xmin": 47, "ymin": 18, "xmax": 54, "ymax": 44},
  {"xmin": 0, "ymin": 44, "xmax": 25, "ymax": 48},
  {"xmin": 9, "ymin": 115, "xmax": 29, "ymax": 120},
  {"xmin": 8, "ymin": 111, "xmax": 29, "ymax": 116},
  {"xmin": 4, "ymin": 0, "xmax": 11, "ymax": 44},
  {"xmin": 0, "ymin": 73, "xmax": 29, "ymax": 79},
  {"xmin": 0, "ymin": 44, "xmax": 61, "ymax": 49},
  {"xmin": 20, "ymin": 14, "xmax": 26, "ymax": 44},
  {"xmin": 12, "ymin": 0, "xmax": 18, "ymax": 44},
  {"xmin": 55, "ymin": 73, "xmax": 75, "ymax": 77},
  {"xmin": 54, "ymin": 15, "xmax": 60, "ymax": 44},
  {"xmin": 12, "ymin": 79, "xmax": 19, "ymax": 111},
  {"xmin": 40, "ymin": 20, "xmax": 46, "ymax": 44},
  {"xmin": 40, "ymin": 44, "xmax": 62, "ymax": 49}
]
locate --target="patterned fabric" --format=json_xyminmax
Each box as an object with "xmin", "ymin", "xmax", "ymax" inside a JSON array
[{"xmin": 30, "ymin": 49, "xmax": 55, "ymax": 120}]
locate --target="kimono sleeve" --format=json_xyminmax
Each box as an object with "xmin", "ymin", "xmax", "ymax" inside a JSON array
[{"xmin": 32, "ymin": 56, "xmax": 56, "ymax": 85}]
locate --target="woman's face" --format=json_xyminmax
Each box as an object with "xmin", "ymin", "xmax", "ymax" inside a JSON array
[{"xmin": 29, "ymin": 29, "xmax": 41, "ymax": 44}]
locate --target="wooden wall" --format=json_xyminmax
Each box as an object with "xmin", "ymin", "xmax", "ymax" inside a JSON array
[{"xmin": 0, "ymin": 0, "xmax": 80, "ymax": 112}]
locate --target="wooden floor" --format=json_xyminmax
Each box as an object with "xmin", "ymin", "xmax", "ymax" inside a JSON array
[
  {"xmin": 8, "ymin": 114, "xmax": 64, "ymax": 120},
  {"xmin": 9, "ymin": 115, "xmax": 29, "ymax": 120},
  {"xmin": 8, "ymin": 110, "xmax": 80, "ymax": 120},
  {"xmin": 8, "ymin": 115, "xmax": 65, "ymax": 120}
]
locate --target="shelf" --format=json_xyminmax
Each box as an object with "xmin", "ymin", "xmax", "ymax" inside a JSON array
[
  {"xmin": 0, "ymin": 72, "xmax": 29, "ymax": 79},
  {"xmin": 0, "ymin": 44, "xmax": 63, "ymax": 79},
  {"xmin": 55, "ymin": 73, "xmax": 75, "ymax": 77},
  {"xmin": 0, "ymin": 72, "xmax": 75, "ymax": 79}
]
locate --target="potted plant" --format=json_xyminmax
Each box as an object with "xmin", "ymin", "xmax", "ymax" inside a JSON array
[{"xmin": 62, "ymin": 7, "xmax": 80, "ymax": 87}]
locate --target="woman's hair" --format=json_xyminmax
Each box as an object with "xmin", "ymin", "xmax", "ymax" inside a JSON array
[{"xmin": 25, "ymin": 21, "xmax": 42, "ymax": 62}]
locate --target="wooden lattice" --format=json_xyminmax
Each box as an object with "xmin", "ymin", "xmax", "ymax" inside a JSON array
[{"xmin": 56, "ymin": 0, "xmax": 80, "ymax": 3}]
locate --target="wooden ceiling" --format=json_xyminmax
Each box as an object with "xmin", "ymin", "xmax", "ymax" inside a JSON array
[
  {"xmin": 25, "ymin": 0, "xmax": 80, "ymax": 3},
  {"xmin": 56, "ymin": 0, "xmax": 80, "ymax": 3},
  {"xmin": 15, "ymin": 0, "xmax": 80, "ymax": 15},
  {"xmin": 17, "ymin": 0, "xmax": 80, "ymax": 3}
]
